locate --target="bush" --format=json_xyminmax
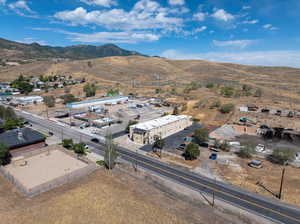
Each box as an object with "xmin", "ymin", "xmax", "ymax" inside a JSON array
[
  {"xmin": 61, "ymin": 94, "xmax": 77, "ymax": 104},
  {"xmin": 83, "ymin": 84, "xmax": 97, "ymax": 97},
  {"xmin": 194, "ymin": 127, "xmax": 209, "ymax": 143},
  {"xmin": 62, "ymin": 139, "xmax": 73, "ymax": 149},
  {"xmin": 183, "ymin": 142, "xmax": 200, "ymax": 160},
  {"xmin": 220, "ymin": 86, "xmax": 235, "ymax": 98},
  {"xmin": 43, "ymin": 96, "xmax": 55, "ymax": 108},
  {"xmin": 96, "ymin": 160, "xmax": 105, "ymax": 166},
  {"xmin": 0, "ymin": 143, "xmax": 11, "ymax": 165},
  {"xmin": 73, "ymin": 142, "xmax": 86, "ymax": 155},
  {"xmin": 270, "ymin": 148, "xmax": 295, "ymax": 165},
  {"xmin": 206, "ymin": 83, "xmax": 214, "ymax": 88},
  {"xmin": 220, "ymin": 104, "xmax": 235, "ymax": 114}
]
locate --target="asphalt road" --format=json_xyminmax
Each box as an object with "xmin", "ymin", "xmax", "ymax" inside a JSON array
[{"xmin": 17, "ymin": 110, "xmax": 300, "ymax": 224}]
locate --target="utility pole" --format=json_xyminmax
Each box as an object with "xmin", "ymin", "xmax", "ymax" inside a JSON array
[
  {"xmin": 278, "ymin": 167, "xmax": 286, "ymax": 200},
  {"xmin": 69, "ymin": 108, "xmax": 72, "ymax": 127}
]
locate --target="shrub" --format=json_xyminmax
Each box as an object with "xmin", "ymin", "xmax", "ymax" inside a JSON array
[
  {"xmin": 183, "ymin": 142, "xmax": 200, "ymax": 160},
  {"xmin": 96, "ymin": 160, "xmax": 105, "ymax": 166},
  {"xmin": 206, "ymin": 83, "xmax": 214, "ymax": 88},
  {"xmin": 220, "ymin": 104, "xmax": 235, "ymax": 114},
  {"xmin": 270, "ymin": 148, "xmax": 295, "ymax": 165},
  {"xmin": 194, "ymin": 127, "xmax": 209, "ymax": 143},
  {"xmin": 62, "ymin": 139, "xmax": 73, "ymax": 149},
  {"xmin": 0, "ymin": 143, "xmax": 11, "ymax": 165},
  {"xmin": 73, "ymin": 142, "xmax": 86, "ymax": 155},
  {"xmin": 221, "ymin": 86, "xmax": 235, "ymax": 98}
]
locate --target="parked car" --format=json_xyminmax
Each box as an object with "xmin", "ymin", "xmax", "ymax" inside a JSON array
[
  {"xmin": 248, "ymin": 160, "xmax": 263, "ymax": 169},
  {"xmin": 255, "ymin": 144, "xmax": 265, "ymax": 152},
  {"xmin": 91, "ymin": 138, "xmax": 100, "ymax": 143},
  {"xmin": 209, "ymin": 153, "xmax": 218, "ymax": 160},
  {"xmin": 48, "ymin": 131, "xmax": 54, "ymax": 136},
  {"xmin": 176, "ymin": 143, "xmax": 186, "ymax": 151}
]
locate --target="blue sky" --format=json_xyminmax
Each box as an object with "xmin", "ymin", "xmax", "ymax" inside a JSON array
[{"xmin": 1, "ymin": 0, "xmax": 300, "ymax": 67}]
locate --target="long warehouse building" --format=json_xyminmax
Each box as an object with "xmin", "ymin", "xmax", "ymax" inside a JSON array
[
  {"xmin": 129, "ymin": 115, "xmax": 192, "ymax": 144},
  {"xmin": 66, "ymin": 96, "xmax": 129, "ymax": 109}
]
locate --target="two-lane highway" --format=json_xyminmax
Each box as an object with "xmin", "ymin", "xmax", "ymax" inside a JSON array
[{"xmin": 17, "ymin": 110, "xmax": 300, "ymax": 224}]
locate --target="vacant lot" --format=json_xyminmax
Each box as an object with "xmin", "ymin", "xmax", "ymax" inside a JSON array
[
  {"xmin": 216, "ymin": 155, "xmax": 300, "ymax": 207},
  {"xmin": 0, "ymin": 166, "xmax": 257, "ymax": 224}
]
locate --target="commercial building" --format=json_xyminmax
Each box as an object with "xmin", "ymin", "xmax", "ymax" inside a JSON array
[
  {"xmin": 66, "ymin": 96, "xmax": 129, "ymax": 109},
  {"xmin": 129, "ymin": 115, "xmax": 192, "ymax": 144},
  {"xmin": 15, "ymin": 96, "xmax": 43, "ymax": 105}
]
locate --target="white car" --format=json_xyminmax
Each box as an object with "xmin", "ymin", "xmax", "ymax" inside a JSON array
[{"xmin": 255, "ymin": 144, "xmax": 265, "ymax": 152}]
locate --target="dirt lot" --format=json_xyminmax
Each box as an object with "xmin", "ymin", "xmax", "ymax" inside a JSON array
[
  {"xmin": 216, "ymin": 155, "xmax": 300, "ymax": 207},
  {"xmin": 0, "ymin": 166, "xmax": 258, "ymax": 224}
]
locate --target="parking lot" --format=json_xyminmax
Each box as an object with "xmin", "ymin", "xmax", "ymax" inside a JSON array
[{"xmin": 140, "ymin": 123, "xmax": 202, "ymax": 152}]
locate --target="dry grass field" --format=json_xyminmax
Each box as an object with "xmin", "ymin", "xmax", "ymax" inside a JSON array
[
  {"xmin": 216, "ymin": 155, "xmax": 300, "ymax": 207},
  {"xmin": 0, "ymin": 167, "xmax": 256, "ymax": 224}
]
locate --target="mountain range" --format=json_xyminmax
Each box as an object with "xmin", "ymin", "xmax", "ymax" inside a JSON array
[{"xmin": 0, "ymin": 37, "xmax": 144, "ymax": 61}]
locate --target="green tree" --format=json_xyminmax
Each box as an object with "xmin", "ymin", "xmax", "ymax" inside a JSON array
[
  {"xmin": 220, "ymin": 104, "xmax": 235, "ymax": 114},
  {"xmin": 271, "ymin": 148, "xmax": 295, "ymax": 165},
  {"xmin": 4, "ymin": 118, "xmax": 23, "ymax": 131},
  {"xmin": 43, "ymin": 96, "xmax": 55, "ymax": 108},
  {"xmin": 242, "ymin": 84, "xmax": 252, "ymax": 92},
  {"xmin": 0, "ymin": 143, "xmax": 10, "ymax": 165},
  {"xmin": 61, "ymin": 94, "xmax": 77, "ymax": 104},
  {"xmin": 183, "ymin": 142, "xmax": 200, "ymax": 160},
  {"xmin": 194, "ymin": 127, "xmax": 209, "ymax": 144},
  {"xmin": 152, "ymin": 136, "xmax": 165, "ymax": 154},
  {"xmin": 83, "ymin": 84, "xmax": 97, "ymax": 97},
  {"xmin": 172, "ymin": 106, "xmax": 179, "ymax": 115},
  {"xmin": 62, "ymin": 139, "xmax": 73, "ymax": 149},
  {"xmin": 73, "ymin": 142, "xmax": 86, "ymax": 155},
  {"xmin": 104, "ymin": 133, "xmax": 118, "ymax": 169},
  {"xmin": 126, "ymin": 120, "xmax": 138, "ymax": 133}
]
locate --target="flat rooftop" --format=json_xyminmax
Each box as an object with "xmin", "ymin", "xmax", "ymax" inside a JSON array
[
  {"xmin": 4, "ymin": 148, "xmax": 88, "ymax": 190},
  {"xmin": 66, "ymin": 96, "xmax": 128, "ymax": 108},
  {"xmin": 131, "ymin": 115, "xmax": 190, "ymax": 131}
]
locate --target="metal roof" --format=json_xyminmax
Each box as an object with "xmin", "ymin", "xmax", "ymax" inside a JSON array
[
  {"xmin": 66, "ymin": 96, "xmax": 128, "ymax": 108},
  {"xmin": 131, "ymin": 115, "xmax": 190, "ymax": 131},
  {"xmin": 0, "ymin": 128, "xmax": 45, "ymax": 150}
]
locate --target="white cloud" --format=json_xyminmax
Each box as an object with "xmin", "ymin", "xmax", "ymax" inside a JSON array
[
  {"xmin": 263, "ymin": 24, "xmax": 278, "ymax": 30},
  {"xmin": 65, "ymin": 31, "xmax": 160, "ymax": 43},
  {"xmin": 242, "ymin": 6, "xmax": 251, "ymax": 10},
  {"xmin": 193, "ymin": 12, "xmax": 206, "ymax": 21},
  {"xmin": 211, "ymin": 9, "xmax": 234, "ymax": 22},
  {"xmin": 54, "ymin": 0, "xmax": 183, "ymax": 31},
  {"xmin": 242, "ymin": 19, "xmax": 258, "ymax": 24},
  {"xmin": 0, "ymin": 0, "xmax": 6, "ymax": 5},
  {"xmin": 79, "ymin": 0, "xmax": 117, "ymax": 8},
  {"xmin": 32, "ymin": 27, "xmax": 159, "ymax": 43},
  {"xmin": 160, "ymin": 49, "xmax": 300, "ymax": 68},
  {"xmin": 213, "ymin": 39, "xmax": 256, "ymax": 49},
  {"xmin": 194, "ymin": 26, "xmax": 207, "ymax": 33},
  {"xmin": 168, "ymin": 0, "xmax": 185, "ymax": 6},
  {"xmin": 8, "ymin": 0, "xmax": 37, "ymax": 17}
]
